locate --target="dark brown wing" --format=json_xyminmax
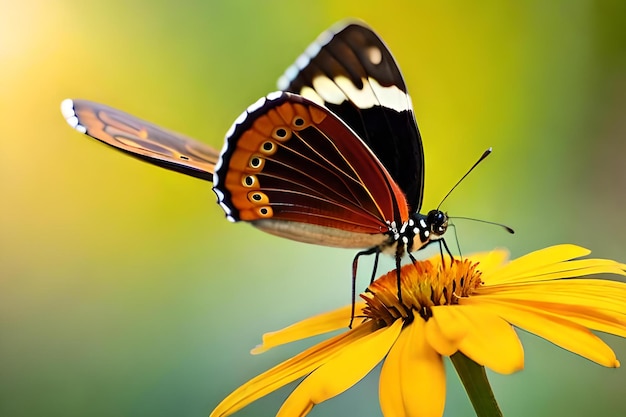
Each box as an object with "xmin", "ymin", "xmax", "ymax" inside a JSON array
[
  {"xmin": 213, "ymin": 92, "xmax": 409, "ymax": 238},
  {"xmin": 61, "ymin": 99, "xmax": 219, "ymax": 181},
  {"xmin": 278, "ymin": 20, "xmax": 425, "ymax": 213}
]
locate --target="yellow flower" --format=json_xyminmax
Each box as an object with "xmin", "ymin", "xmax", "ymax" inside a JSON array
[{"xmin": 210, "ymin": 245, "xmax": 626, "ymax": 417}]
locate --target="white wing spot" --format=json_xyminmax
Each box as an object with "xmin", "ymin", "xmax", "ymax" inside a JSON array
[
  {"xmin": 299, "ymin": 86, "xmax": 324, "ymax": 106},
  {"xmin": 234, "ymin": 111, "xmax": 247, "ymax": 125},
  {"xmin": 315, "ymin": 27, "xmax": 334, "ymax": 47},
  {"xmin": 367, "ymin": 46, "xmax": 382, "ymax": 65},
  {"xmin": 60, "ymin": 99, "xmax": 87, "ymax": 133},
  {"xmin": 312, "ymin": 76, "xmax": 346, "ymax": 105},
  {"xmin": 267, "ymin": 91, "xmax": 283, "ymax": 101},
  {"xmin": 60, "ymin": 99, "xmax": 75, "ymax": 119},
  {"xmin": 219, "ymin": 201, "xmax": 232, "ymax": 216},
  {"xmin": 67, "ymin": 116, "xmax": 79, "ymax": 128},
  {"xmin": 213, "ymin": 188, "xmax": 224, "ymax": 200},
  {"xmin": 305, "ymin": 42, "xmax": 322, "ymax": 60},
  {"xmin": 332, "ymin": 76, "xmax": 410, "ymax": 112},
  {"xmin": 225, "ymin": 123, "xmax": 236, "ymax": 139},
  {"xmin": 247, "ymin": 96, "xmax": 266, "ymax": 113},
  {"xmin": 277, "ymin": 66, "xmax": 299, "ymax": 89},
  {"xmin": 419, "ymin": 219, "xmax": 427, "ymax": 228},
  {"xmin": 295, "ymin": 54, "xmax": 310, "ymax": 70}
]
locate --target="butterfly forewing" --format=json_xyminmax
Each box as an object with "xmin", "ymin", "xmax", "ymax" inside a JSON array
[
  {"xmin": 278, "ymin": 21, "xmax": 425, "ymax": 212},
  {"xmin": 213, "ymin": 92, "xmax": 409, "ymax": 247},
  {"xmin": 61, "ymin": 99, "xmax": 219, "ymax": 181}
]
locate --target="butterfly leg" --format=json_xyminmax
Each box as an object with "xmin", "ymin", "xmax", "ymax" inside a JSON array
[
  {"xmin": 369, "ymin": 251, "xmax": 381, "ymax": 284},
  {"xmin": 438, "ymin": 238, "xmax": 454, "ymax": 267},
  {"xmin": 395, "ymin": 245, "xmax": 404, "ymax": 305},
  {"xmin": 350, "ymin": 247, "xmax": 379, "ymax": 328}
]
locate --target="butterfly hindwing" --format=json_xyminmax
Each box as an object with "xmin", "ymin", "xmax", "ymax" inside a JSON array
[
  {"xmin": 278, "ymin": 21, "xmax": 425, "ymax": 212},
  {"xmin": 61, "ymin": 99, "xmax": 219, "ymax": 181},
  {"xmin": 213, "ymin": 91, "xmax": 409, "ymax": 248}
]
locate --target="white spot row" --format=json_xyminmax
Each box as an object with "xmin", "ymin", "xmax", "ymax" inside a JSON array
[
  {"xmin": 213, "ymin": 92, "xmax": 286, "ymax": 220},
  {"xmin": 277, "ymin": 23, "xmax": 339, "ymax": 90},
  {"xmin": 60, "ymin": 99, "xmax": 87, "ymax": 134}
]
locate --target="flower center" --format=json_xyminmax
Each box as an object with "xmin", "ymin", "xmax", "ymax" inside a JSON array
[{"xmin": 361, "ymin": 259, "xmax": 483, "ymax": 326}]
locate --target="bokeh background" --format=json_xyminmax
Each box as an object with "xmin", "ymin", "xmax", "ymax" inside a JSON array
[{"xmin": 2, "ymin": 1, "xmax": 625, "ymax": 416}]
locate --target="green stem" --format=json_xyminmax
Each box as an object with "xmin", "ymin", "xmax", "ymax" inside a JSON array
[{"xmin": 450, "ymin": 352, "xmax": 503, "ymax": 417}]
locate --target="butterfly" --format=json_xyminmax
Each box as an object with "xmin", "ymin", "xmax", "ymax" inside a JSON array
[{"xmin": 61, "ymin": 20, "xmax": 450, "ymax": 302}]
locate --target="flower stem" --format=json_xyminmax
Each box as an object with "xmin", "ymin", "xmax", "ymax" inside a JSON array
[{"xmin": 450, "ymin": 352, "xmax": 503, "ymax": 417}]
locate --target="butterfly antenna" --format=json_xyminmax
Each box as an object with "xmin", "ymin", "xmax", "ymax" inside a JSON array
[
  {"xmin": 437, "ymin": 148, "xmax": 492, "ymax": 210},
  {"xmin": 448, "ymin": 216, "xmax": 515, "ymax": 234}
]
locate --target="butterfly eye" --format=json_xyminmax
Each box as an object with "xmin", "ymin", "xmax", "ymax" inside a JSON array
[
  {"xmin": 260, "ymin": 140, "xmax": 277, "ymax": 155},
  {"xmin": 242, "ymin": 175, "xmax": 257, "ymax": 187},
  {"xmin": 272, "ymin": 127, "xmax": 291, "ymax": 142},
  {"xmin": 248, "ymin": 155, "xmax": 264, "ymax": 170},
  {"xmin": 248, "ymin": 191, "xmax": 269, "ymax": 204},
  {"xmin": 257, "ymin": 206, "xmax": 273, "ymax": 217}
]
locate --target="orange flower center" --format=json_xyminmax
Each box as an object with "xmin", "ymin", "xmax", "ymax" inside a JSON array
[{"xmin": 361, "ymin": 259, "xmax": 483, "ymax": 326}]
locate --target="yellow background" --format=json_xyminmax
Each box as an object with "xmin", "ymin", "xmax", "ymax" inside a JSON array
[{"xmin": 1, "ymin": 1, "xmax": 625, "ymax": 416}]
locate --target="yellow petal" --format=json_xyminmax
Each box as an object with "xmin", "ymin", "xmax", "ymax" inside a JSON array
[
  {"xmin": 277, "ymin": 320, "xmax": 403, "ymax": 417},
  {"xmin": 449, "ymin": 305, "xmax": 524, "ymax": 374},
  {"xmin": 473, "ymin": 281, "xmax": 626, "ymax": 337},
  {"xmin": 477, "ymin": 280, "xmax": 626, "ymax": 311},
  {"xmin": 252, "ymin": 302, "xmax": 366, "ymax": 354},
  {"xmin": 482, "ymin": 244, "xmax": 590, "ymax": 284},
  {"xmin": 464, "ymin": 298, "xmax": 619, "ymax": 367},
  {"xmin": 426, "ymin": 306, "xmax": 470, "ymax": 356},
  {"xmin": 210, "ymin": 321, "xmax": 377, "ymax": 417},
  {"xmin": 483, "ymin": 297, "xmax": 626, "ymax": 338},
  {"xmin": 380, "ymin": 319, "xmax": 446, "ymax": 417},
  {"xmin": 487, "ymin": 259, "xmax": 626, "ymax": 285},
  {"xmin": 466, "ymin": 248, "xmax": 510, "ymax": 274}
]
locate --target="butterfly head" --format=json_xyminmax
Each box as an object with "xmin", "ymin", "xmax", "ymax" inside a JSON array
[
  {"xmin": 401, "ymin": 210, "xmax": 448, "ymax": 254},
  {"xmin": 426, "ymin": 209, "xmax": 448, "ymax": 238}
]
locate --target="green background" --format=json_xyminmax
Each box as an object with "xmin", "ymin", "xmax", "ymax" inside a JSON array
[{"xmin": 2, "ymin": 1, "xmax": 625, "ymax": 416}]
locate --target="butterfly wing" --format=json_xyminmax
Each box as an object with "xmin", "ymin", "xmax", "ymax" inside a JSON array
[
  {"xmin": 61, "ymin": 99, "xmax": 219, "ymax": 181},
  {"xmin": 213, "ymin": 91, "xmax": 409, "ymax": 249},
  {"xmin": 278, "ymin": 21, "xmax": 424, "ymax": 213}
]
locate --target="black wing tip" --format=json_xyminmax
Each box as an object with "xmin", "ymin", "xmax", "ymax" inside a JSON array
[{"xmin": 277, "ymin": 19, "xmax": 375, "ymax": 91}]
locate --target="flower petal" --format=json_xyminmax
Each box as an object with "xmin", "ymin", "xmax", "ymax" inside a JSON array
[
  {"xmin": 446, "ymin": 305, "xmax": 524, "ymax": 374},
  {"xmin": 482, "ymin": 244, "xmax": 590, "ymax": 284},
  {"xmin": 426, "ymin": 306, "xmax": 471, "ymax": 356},
  {"xmin": 277, "ymin": 320, "xmax": 403, "ymax": 417},
  {"xmin": 465, "ymin": 298, "xmax": 620, "ymax": 367},
  {"xmin": 252, "ymin": 302, "xmax": 366, "ymax": 354},
  {"xmin": 486, "ymin": 259, "xmax": 626, "ymax": 285},
  {"xmin": 473, "ymin": 280, "xmax": 626, "ymax": 337},
  {"xmin": 210, "ymin": 321, "xmax": 377, "ymax": 417},
  {"xmin": 464, "ymin": 249, "xmax": 510, "ymax": 275},
  {"xmin": 380, "ymin": 318, "xmax": 446, "ymax": 417}
]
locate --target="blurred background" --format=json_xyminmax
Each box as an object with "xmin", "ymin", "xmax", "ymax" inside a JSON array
[{"xmin": 1, "ymin": 0, "xmax": 625, "ymax": 416}]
